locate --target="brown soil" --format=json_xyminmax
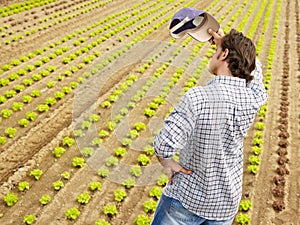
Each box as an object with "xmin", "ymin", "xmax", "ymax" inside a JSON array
[{"xmin": 0, "ymin": 0, "xmax": 299, "ymax": 224}]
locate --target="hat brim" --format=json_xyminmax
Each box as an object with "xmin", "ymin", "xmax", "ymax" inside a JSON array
[
  {"xmin": 169, "ymin": 17, "xmax": 191, "ymax": 39},
  {"xmin": 187, "ymin": 12, "xmax": 220, "ymax": 42}
]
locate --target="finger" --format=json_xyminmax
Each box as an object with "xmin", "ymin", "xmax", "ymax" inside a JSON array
[
  {"xmin": 169, "ymin": 174, "xmax": 173, "ymax": 185},
  {"xmin": 208, "ymin": 29, "xmax": 220, "ymax": 39},
  {"xmin": 179, "ymin": 168, "xmax": 192, "ymax": 174}
]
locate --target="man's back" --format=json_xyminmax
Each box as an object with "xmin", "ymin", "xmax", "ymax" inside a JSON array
[{"xmin": 154, "ymin": 62, "xmax": 267, "ymax": 220}]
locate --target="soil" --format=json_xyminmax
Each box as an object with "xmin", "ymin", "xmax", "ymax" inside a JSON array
[{"xmin": 0, "ymin": 0, "xmax": 299, "ymax": 224}]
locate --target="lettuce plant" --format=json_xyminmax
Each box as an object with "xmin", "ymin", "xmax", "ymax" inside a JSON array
[
  {"xmin": 1, "ymin": 109, "xmax": 13, "ymax": 118},
  {"xmin": 134, "ymin": 214, "xmax": 151, "ymax": 225},
  {"xmin": 12, "ymin": 102, "xmax": 23, "ymax": 111},
  {"xmin": 135, "ymin": 122, "xmax": 146, "ymax": 131},
  {"xmin": 73, "ymin": 129, "xmax": 83, "ymax": 137},
  {"xmin": 255, "ymin": 122, "xmax": 265, "ymax": 131},
  {"xmin": 72, "ymin": 157, "xmax": 85, "ymax": 168},
  {"xmin": 114, "ymin": 189, "xmax": 126, "ymax": 202},
  {"xmin": 77, "ymin": 192, "xmax": 91, "ymax": 205},
  {"xmin": 3, "ymin": 192, "xmax": 18, "ymax": 206},
  {"xmin": 143, "ymin": 145, "xmax": 154, "ymax": 156},
  {"xmin": 123, "ymin": 178, "xmax": 135, "ymax": 189},
  {"xmin": 23, "ymin": 214, "xmax": 36, "ymax": 224},
  {"xmin": 128, "ymin": 129, "xmax": 139, "ymax": 139},
  {"xmin": 81, "ymin": 121, "xmax": 92, "ymax": 129},
  {"xmin": 30, "ymin": 169, "xmax": 43, "ymax": 180},
  {"xmin": 65, "ymin": 207, "xmax": 80, "ymax": 220},
  {"xmin": 130, "ymin": 165, "xmax": 142, "ymax": 177},
  {"xmin": 5, "ymin": 127, "xmax": 17, "ymax": 138},
  {"xmin": 37, "ymin": 104, "xmax": 49, "ymax": 112},
  {"xmin": 143, "ymin": 200, "xmax": 157, "ymax": 213},
  {"xmin": 122, "ymin": 138, "xmax": 132, "ymax": 147},
  {"xmin": 149, "ymin": 186, "xmax": 162, "ymax": 200},
  {"xmin": 39, "ymin": 194, "xmax": 51, "ymax": 205},
  {"xmin": 95, "ymin": 219, "xmax": 111, "ymax": 225},
  {"xmin": 23, "ymin": 95, "xmax": 32, "ymax": 103},
  {"xmin": 45, "ymin": 97, "xmax": 56, "ymax": 106},
  {"xmin": 0, "ymin": 136, "xmax": 7, "ymax": 145},
  {"xmin": 98, "ymin": 167, "xmax": 109, "ymax": 178},
  {"xmin": 101, "ymin": 101, "xmax": 111, "ymax": 108},
  {"xmin": 99, "ymin": 130, "xmax": 109, "ymax": 138},
  {"xmin": 52, "ymin": 147, "xmax": 66, "ymax": 158},
  {"xmin": 52, "ymin": 180, "xmax": 64, "ymax": 191},
  {"xmin": 92, "ymin": 137, "xmax": 103, "ymax": 147},
  {"xmin": 103, "ymin": 204, "xmax": 117, "ymax": 217},
  {"xmin": 89, "ymin": 114, "xmax": 100, "ymax": 122},
  {"xmin": 61, "ymin": 171, "xmax": 71, "ymax": 180},
  {"xmin": 137, "ymin": 154, "xmax": 150, "ymax": 166},
  {"xmin": 81, "ymin": 147, "xmax": 94, "ymax": 157},
  {"xmin": 236, "ymin": 213, "xmax": 250, "ymax": 225},
  {"xmin": 31, "ymin": 89, "xmax": 41, "ymax": 97},
  {"xmin": 249, "ymin": 155, "xmax": 260, "ymax": 165},
  {"xmin": 26, "ymin": 112, "xmax": 37, "ymax": 121},
  {"xmin": 239, "ymin": 200, "xmax": 252, "ymax": 211},
  {"xmin": 90, "ymin": 182, "xmax": 102, "ymax": 191},
  {"xmin": 251, "ymin": 146, "xmax": 262, "ymax": 155},
  {"xmin": 247, "ymin": 165, "xmax": 259, "ymax": 174},
  {"xmin": 18, "ymin": 181, "xmax": 29, "ymax": 192},
  {"xmin": 106, "ymin": 156, "xmax": 118, "ymax": 167},
  {"xmin": 115, "ymin": 147, "xmax": 126, "ymax": 157},
  {"xmin": 63, "ymin": 136, "xmax": 75, "ymax": 147},
  {"xmin": 0, "ymin": 95, "xmax": 6, "ymax": 104},
  {"xmin": 107, "ymin": 121, "xmax": 117, "ymax": 131},
  {"xmin": 157, "ymin": 174, "xmax": 168, "ymax": 186}
]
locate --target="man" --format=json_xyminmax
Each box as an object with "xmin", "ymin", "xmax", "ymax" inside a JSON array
[{"xmin": 151, "ymin": 28, "xmax": 268, "ymax": 225}]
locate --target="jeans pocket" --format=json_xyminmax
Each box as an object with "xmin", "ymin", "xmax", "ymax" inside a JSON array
[{"xmin": 169, "ymin": 198, "xmax": 198, "ymax": 223}]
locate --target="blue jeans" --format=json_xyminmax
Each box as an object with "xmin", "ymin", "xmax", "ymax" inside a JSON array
[{"xmin": 151, "ymin": 194, "xmax": 234, "ymax": 225}]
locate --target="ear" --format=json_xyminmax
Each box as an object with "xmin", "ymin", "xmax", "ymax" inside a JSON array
[{"xmin": 220, "ymin": 48, "xmax": 229, "ymax": 60}]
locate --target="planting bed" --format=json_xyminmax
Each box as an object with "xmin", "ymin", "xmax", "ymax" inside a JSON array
[{"xmin": 0, "ymin": 0, "xmax": 299, "ymax": 224}]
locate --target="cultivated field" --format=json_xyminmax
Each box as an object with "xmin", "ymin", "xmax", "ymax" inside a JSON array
[{"xmin": 0, "ymin": 0, "xmax": 299, "ymax": 224}]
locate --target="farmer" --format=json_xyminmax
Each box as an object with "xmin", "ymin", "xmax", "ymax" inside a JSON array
[{"xmin": 151, "ymin": 8, "xmax": 268, "ymax": 225}]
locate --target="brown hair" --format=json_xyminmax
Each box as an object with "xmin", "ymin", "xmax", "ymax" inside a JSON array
[{"xmin": 221, "ymin": 29, "xmax": 256, "ymax": 83}]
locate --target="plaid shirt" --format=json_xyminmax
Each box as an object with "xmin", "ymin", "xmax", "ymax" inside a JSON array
[{"xmin": 154, "ymin": 60, "xmax": 267, "ymax": 220}]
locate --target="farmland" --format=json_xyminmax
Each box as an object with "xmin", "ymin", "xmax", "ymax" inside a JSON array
[{"xmin": 0, "ymin": 0, "xmax": 299, "ymax": 224}]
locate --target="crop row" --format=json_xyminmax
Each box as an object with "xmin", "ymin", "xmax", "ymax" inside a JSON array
[
  {"xmin": 0, "ymin": 0, "xmax": 58, "ymax": 17},
  {"xmin": 0, "ymin": 0, "xmax": 115, "ymax": 46},
  {"xmin": 272, "ymin": 0, "xmax": 288, "ymax": 212},
  {"xmin": 236, "ymin": 0, "xmax": 283, "ymax": 224},
  {"xmin": 0, "ymin": 0, "xmax": 181, "ymax": 146}
]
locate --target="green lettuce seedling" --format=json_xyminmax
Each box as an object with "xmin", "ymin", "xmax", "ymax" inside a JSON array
[
  {"xmin": 40, "ymin": 194, "xmax": 51, "ymax": 205},
  {"xmin": 90, "ymin": 182, "xmax": 102, "ymax": 191},
  {"xmin": 134, "ymin": 214, "xmax": 151, "ymax": 225},
  {"xmin": 103, "ymin": 204, "xmax": 117, "ymax": 217},
  {"xmin": 30, "ymin": 169, "xmax": 43, "ymax": 180},
  {"xmin": 77, "ymin": 192, "xmax": 91, "ymax": 205},
  {"xmin": 18, "ymin": 181, "xmax": 29, "ymax": 192},
  {"xmin": 3, "ymin": 192, "xmax": 18, "ymax": 206},
  {"xmin": 23, "ymin": 214, "xmax": 36, "ymax": 224},
  {"xmin": 114, "ymin": 189, "xmax": 127, "ymax": 202},
  {"xmin": 65, "ymin": 207, "xmax": 80, "ymax": 220}
]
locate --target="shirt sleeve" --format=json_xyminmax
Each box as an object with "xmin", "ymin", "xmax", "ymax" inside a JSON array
[
  {"xmin": 246, "ymin": 59, "xmax": 268, "ymax": 106},
  {"xmin": 153, "ymin": 92, "xmax": 195, "ymax": 158}
]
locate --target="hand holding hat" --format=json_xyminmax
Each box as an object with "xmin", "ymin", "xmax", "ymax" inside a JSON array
[{"xmin": 169, "ymin": 8, "xmax": 220, "ymax": 42}]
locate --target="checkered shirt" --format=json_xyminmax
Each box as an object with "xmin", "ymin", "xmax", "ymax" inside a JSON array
[{"xmin": 154, "ymin": 60, "xmax": 268, "ymax": 220}]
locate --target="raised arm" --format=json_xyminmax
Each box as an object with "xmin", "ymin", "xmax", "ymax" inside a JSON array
[{"xmin": 247, "ymin": 59, "xmax": 268, "ymax": 106}]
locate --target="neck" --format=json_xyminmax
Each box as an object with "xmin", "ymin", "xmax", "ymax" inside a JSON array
[{"xmin": 216, "ymin": 64, "xmax": 232, "ymax": 77}]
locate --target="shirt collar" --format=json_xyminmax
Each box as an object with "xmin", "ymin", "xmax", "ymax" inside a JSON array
[{"xmin": 207, "ymin": 75, "xmax": 246, "ymax": 87}]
